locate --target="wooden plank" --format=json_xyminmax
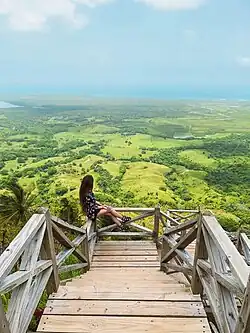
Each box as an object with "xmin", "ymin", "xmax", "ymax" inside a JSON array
[
  {"xmin": 197, "ymin": 259, "xmax": 244, "ymax": 299},
  {"xmin": 169, "ymin": 210, "xmax": 199, "ymax": 213},
  {"xmin": 161, "ymin": 263, "xmax": 192, "ymax": 276},
  {"xmin": 59, "ymin": 263, "xmax": 88, "ymax": 274},
  {"xmin": 94, "ymin": 250, "xmax": 157, "ymax": 256},
  {"xmin": 71, "ymin": 277, "xmax": 182, "ymax": 284},
  {"xmin": 240, "ymin": 233, "xmax": 250, "ymax": 265},
  {"xmin": 0, "ymin": 298, "xmax": 10, "ymax": 333},
  {"xmin": 40, "ymin": 209, "xmax": 60, "ymax": 295},
  {"xmin": 235, "ymin": 274, "xmax": 250, "ymax": 333},
  {"xmin": 66, "ymin": 281, "xmax": 185, "ymax": 290},
  {"xmin": 164, "ymin": 219, "xmax": 197, "ymax": 236},
  {"xmin": 191, "ymin": 213, "xmax": 207, "ymax": 294},
  {"xmin": 130, "ymin": 222, "xmax": 153, "ymax": 234},
  {"xmin": 44, "ymin": 299, "xmax": 206, "ymax": 317},
  {"xmin": 0, "ymin": 260, "xmax": 52, "ymax": 294},
  {"xmin": 98, "ymin": 232, "xmax": 151, "ymax": 237},
  {"xmin": 50, "ymin": 284, "xmax": 193, "ymax": 298},
  {"xmin": 202, "ymin": 215, "xmax": 249, "ymax": 289},
  {"xmin": 153, "ymin": 207, "xmax": 160, "ymax": 242},
  {"xmin": 51, "ymin": 216, "xmax": 86, "ymax": 234},
  {"xmin": 112, "ymin": 208, "xmax": 155, "ymax": 213},
  {"xmin": 160, "ymin": 211, "xmax": 180, "ymax": 226},
  {"xmin": 97, "ymin": 241, "xmax": 155, "ymax": 245},
  {"xmin": 37, "ymin": 316, "xmax": 211, "ymax": 332},
  {"xmin": 201, "ymin": 223, "xmax": 238, "ymax": 333},
  {"xmin": 52, "ymin": 221, "xmax": 88, "ymax": 264},
  {"xmin": 7, "ymin": 222, "xmax": 47, "ymax": 333},
  {"xmin": 0, "ymin": 214, "xmax": 45, "ymax": 281},
  {"xmin": 91, "ymin": 262, "xmax": 159, "ymax": 267},
  {"xmin": 94, "ymin": 246, "xmax": 156, "ymax": 252},
  {"xmin": 161, "ymin": 226, "xmax": 197, "ymax": 263},
  {"xmin": 21, "ymin": 267, "xmax": 53, "ymax": 333},
  {"xmin": 92, "ymin": 256, "xmax": 159, "ymax": 262}
]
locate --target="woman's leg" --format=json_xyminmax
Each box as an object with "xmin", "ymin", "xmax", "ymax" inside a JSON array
[
  {"xmin": 97, "ymin": 209, "xmax": 122, "ymax": 227},
  {"xmin": 106, "ymin": 207, "xmax": 123, "ymax": 219}
]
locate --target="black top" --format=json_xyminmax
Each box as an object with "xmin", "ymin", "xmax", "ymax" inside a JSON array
[{"xmin": 85, "ymin": 192, "xmax": 100, "ymax": 220}]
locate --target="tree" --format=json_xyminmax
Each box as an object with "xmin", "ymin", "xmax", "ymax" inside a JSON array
[{"xmin": 0, "ymin": 179, "xmax": 38, "ymax": 245}]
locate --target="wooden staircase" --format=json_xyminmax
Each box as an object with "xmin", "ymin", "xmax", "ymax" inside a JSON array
[{"xmin": 37, "ymin": 240, "xmax": 211, "ymax": 333}]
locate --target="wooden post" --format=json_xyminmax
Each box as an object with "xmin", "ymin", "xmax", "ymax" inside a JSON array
[
  {"xmin": 39, "ymin": 208, "xmax": 60, "ymax": 295},
  {"xmin": 235, "ymin": 274, "xmax": 250, "ymax": 333},
  {"xmin": 191, "ymin": 212, "xmax": 208, "ymax": 294},
  {"xmin": 0, "ymin": 299, "xmax": 10, "ymax": 333},
  {"xmin": 153, "ymin": 207, "xmax": 160, "ymax": 243},
  {"xmin": 81, "ymin": 231, "xmax": 90, "ymax": 272},
  {"xmin": 160, "ymin": 235, "xmax": 171, "ymax": 272}
]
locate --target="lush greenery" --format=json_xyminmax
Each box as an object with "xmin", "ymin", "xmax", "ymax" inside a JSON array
[{"xmin": 1, "ymin": 97, "xmax": 250, "ymax": 247}]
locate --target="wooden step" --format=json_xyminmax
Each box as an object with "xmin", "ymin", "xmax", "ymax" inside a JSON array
[
  {"xmin": 91, "ymin": 261, "xmax": 159, "ymax": 267},
  {"xmin": 37, "ymin": 316, "xmax": 211, "ymax": 332},
  {"xmin": 94, "ymin": 250, "xmax": 158, "ymax": 256},
  {"xmin": 44, "ymin": 299, "xmax": 206, "ymax": 317},
  {"xmin": 92, "ymin": 255, "xmax": 159, "ymax": 262}
]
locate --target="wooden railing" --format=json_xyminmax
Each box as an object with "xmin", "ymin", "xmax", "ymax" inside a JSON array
[
  {"xmin": 0, "ymin": 207, "xmax": 92, "ymax": 333},
  {"xmin": 1, "ymin": 206, "xmax": 249, "ymax": 333},
  {"xmin": 160, "ymin": 211, "xmax": 250, "ymax": 333}
]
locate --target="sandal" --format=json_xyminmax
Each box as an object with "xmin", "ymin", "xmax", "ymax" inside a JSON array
[{"xmin": 121, "ymin": 216, "xmax": 131, "ymax": 224}]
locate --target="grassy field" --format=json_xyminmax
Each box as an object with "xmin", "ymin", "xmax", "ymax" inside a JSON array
[
  {"xmin": 179, "ymin": 149, "xmax": 217, "ymax": 167},
  {"xmin": 0, "ymin": 97, "xmax": 249, "ymax": 231}
]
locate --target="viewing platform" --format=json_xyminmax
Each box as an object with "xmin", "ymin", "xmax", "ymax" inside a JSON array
[{"xmin": 0, "ymin": 207, "xmax": 250, "ymax": 333}]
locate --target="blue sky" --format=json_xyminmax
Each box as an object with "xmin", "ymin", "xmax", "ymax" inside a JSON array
[{"xmin": 0, "ymin": 0, "xmax": 250, "ymax": 97}]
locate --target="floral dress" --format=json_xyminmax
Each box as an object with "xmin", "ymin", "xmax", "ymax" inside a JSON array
[{"xmin": 85, "ymin": 192, "xmax": 101, "ymax": 220}]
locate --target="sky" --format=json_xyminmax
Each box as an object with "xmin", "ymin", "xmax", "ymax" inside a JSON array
[{"xmin": 0, "ymin": 0, "xmax": 250, "ymax": 97}]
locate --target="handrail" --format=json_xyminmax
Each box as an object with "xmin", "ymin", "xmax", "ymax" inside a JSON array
[
  {"xmin": 0, "ymin": 207, "xmax": 90, "ymax": 333},
  {"xmin": 160, "ymin": 211, "xmax": 250, "ymax": 333}
]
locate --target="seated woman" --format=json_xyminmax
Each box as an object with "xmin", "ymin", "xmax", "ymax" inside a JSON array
[{"xmin": 79, "ymin": 174, "xmax": 131, "ymax": 228}]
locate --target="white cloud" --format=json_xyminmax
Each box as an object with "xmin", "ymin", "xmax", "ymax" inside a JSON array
[
  {"xmin": 237, "ymin": 57, "xmax": 250, "ymax": 68},
  {"xmin": 135, "ymin": 0, "xmax": 206, "ymax": 10},
  {"xmin": 0, "ymin": 0, "xmax": 112, "ymax": 31}
]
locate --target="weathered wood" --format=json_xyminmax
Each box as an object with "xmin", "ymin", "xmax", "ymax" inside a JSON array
[
  {"xmin": 81, "ymin": 230, "xmax": 90, "ymax": 271},
  {"xmin": 153, "ymin": 207, "xmax": 161, "ymax": 242},
  {"xmin": 169, "ymin": 209, "xmax": 199, "ymax": 213},
  {"xmin": 164, "ymin": 219, "xmax": 197, "ymax": 236},
  {"xmin": 160, "ymin": 211, "xmax": 180, "ymax": 226},
  {"xmin": 113, "ymin": 208, "xmax": 155, "ymax": 212},
  {"xmin": 201, "ymin": 223, "xmax": 238, "ymax": 333},
  {"xmin": 191, "ymin": 213, "xmax": 207, "ymax": 294},
  {"xmin": 91, "ymin": 261, "xmax": 159, "ymax": 267},
  {"xmin": 21, "ymin": 267, "xmax": 53, "ymax": 333},
  {"xmin": 235, "ymin": 274, "xmax": 250, "ymax": 333},
  {"xmin": 202, "ymin": 215, "xmax": 249, "ymax": 290},
  {"xmin": 56, "ymin": 234, "xmax": 87, "ymax": 267},
  {"xmin": 50, "ymin": 289, "xmax": 201, "ymax": 301},
  {"xmin": 240, "ymin": 233, "xmax": 250, "ymax": 265},
  {"xmin": 40, "ymin": 209, "xmax": 60, "ymax": 295},
  {"xmin": 94, "ymin": 250, "xmax": 157, "ymax": 256},
  {"xmin": 92, "ymin": 255, "xmax": 159, "ymax": 262},
  {"xmin": 7, "ymin": 221, "xmax": 47, "ymax": 333},
  {"xmin": 0, "ymin": 214, "xmax": 45, "ymax": 281},
  {"xmin": 130, "ymin": 222, "xmax": 153, "ymax": 234},
  {"xmin": 45, "ymin": 299, "xmax": 206, "ymax": 317},
  {"xmin": 0, "ymin": 260, "xmax": 52, "ymax": 294},
  {"xmin": 59, "ymin": 263, "xmax": 89, "ymax": 274},
  {"xmin": 161, "ymin": 226, "xmax": 197, "ymax": 263},
  {"xmin": 51, "ymin": 216, "xmax": 86, "ymax": 234},
  {"xmin": 51, "ymin": 221, "xmax": 88, "ymax": 264},
  {"xmin": 197, "ymin": 259, "xmax": 244, "ymax": 299},
  {"xmin": 161, "ymin": 263, "xmax": 192, "ymax": 276},
  {"xmin": 0, "ymin": 298, "xmax": 10, "ymax": 333},
  {"xmin": 99, "ymin": 232, "xmax": 151, "ymax": 237}
]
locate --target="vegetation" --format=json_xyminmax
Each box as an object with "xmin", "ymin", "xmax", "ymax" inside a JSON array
[{"xmin": 0, "ymin": 97, "xmax": 250, "ymax": 247}]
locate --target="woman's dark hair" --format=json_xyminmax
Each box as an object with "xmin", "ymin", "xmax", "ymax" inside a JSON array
[{"xmin": 79, "ymin": 175, "xmax": 94, "ymax": 212}]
